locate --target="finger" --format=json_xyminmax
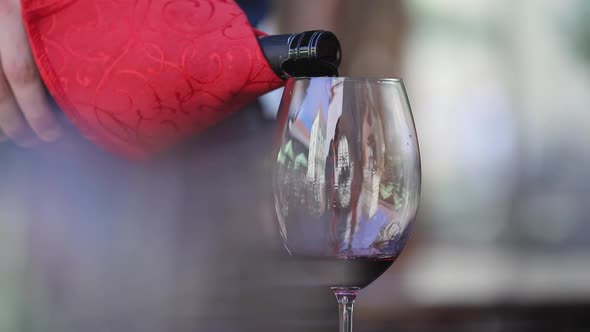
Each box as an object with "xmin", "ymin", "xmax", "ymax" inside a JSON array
[
  {"xmin": 3, "ymin": 56, "xmax": 63, "ymax": 142},
  {"xmin": 0, "ymin": 1, "xmax": 62, "ymax": 142},
  {"xmin": 0, "ymin": 69, "xmax": 39, "ymax": 147},
  {"xmin": 0, "ymin": 129, "xmax": 7, "ymax": 142}
]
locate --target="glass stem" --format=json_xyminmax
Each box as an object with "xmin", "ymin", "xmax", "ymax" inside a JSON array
[{"xmin": 334, "ymin": 290, "xmax": 357, "ymax": 332}]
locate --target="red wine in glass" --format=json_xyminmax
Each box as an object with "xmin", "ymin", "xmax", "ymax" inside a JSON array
[{"xmin": 299, "ymin": 255, "xmax": 397, "ymax": 290}]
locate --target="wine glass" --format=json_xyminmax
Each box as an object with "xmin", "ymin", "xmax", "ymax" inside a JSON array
[{"xmin": 273, "ymin": 77, "xmax": 420, "ymax": 332}]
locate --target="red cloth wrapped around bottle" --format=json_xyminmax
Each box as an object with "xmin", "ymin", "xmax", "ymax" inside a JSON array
[{"xmin": 21, "ymin": 0, "xmax": 283, "ymax": 159}]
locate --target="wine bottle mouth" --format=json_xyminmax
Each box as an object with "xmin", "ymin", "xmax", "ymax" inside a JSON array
[
  {"xmin": 258, "ymin": 30, "xmax": 342, "ymax": 79},
  {"xmin": 288, "ymin": 31, "xmax": 341, "ymax": 65}
]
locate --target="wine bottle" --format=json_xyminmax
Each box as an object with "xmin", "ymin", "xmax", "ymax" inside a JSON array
[
  {"xmin": 258, "ymin": 30, "xmax": 342, "ymax": 79},
  {"xmin": 24, "ymin": 0, "xmax": 341, "ymax": 158}
]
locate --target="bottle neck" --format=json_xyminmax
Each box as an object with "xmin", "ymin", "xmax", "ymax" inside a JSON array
[{"xmin": 258, "ymin": 30, "xmax": 341, "ymax": 79}]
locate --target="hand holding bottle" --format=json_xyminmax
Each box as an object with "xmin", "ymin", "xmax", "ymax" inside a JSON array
[{"xmin": 15, "ymin": 0, "xmax": 340, "ymax": 159}]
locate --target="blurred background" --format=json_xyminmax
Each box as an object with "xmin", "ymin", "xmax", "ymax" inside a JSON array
[{"xmin": 1, "ymin": 0, "xmax": 590, "ymax": 331}]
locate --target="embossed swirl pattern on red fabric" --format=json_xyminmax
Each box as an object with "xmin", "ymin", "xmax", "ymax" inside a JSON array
[{"xmin": 21, "ymin": 0, "xmax": 283, "ymax": 159}]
